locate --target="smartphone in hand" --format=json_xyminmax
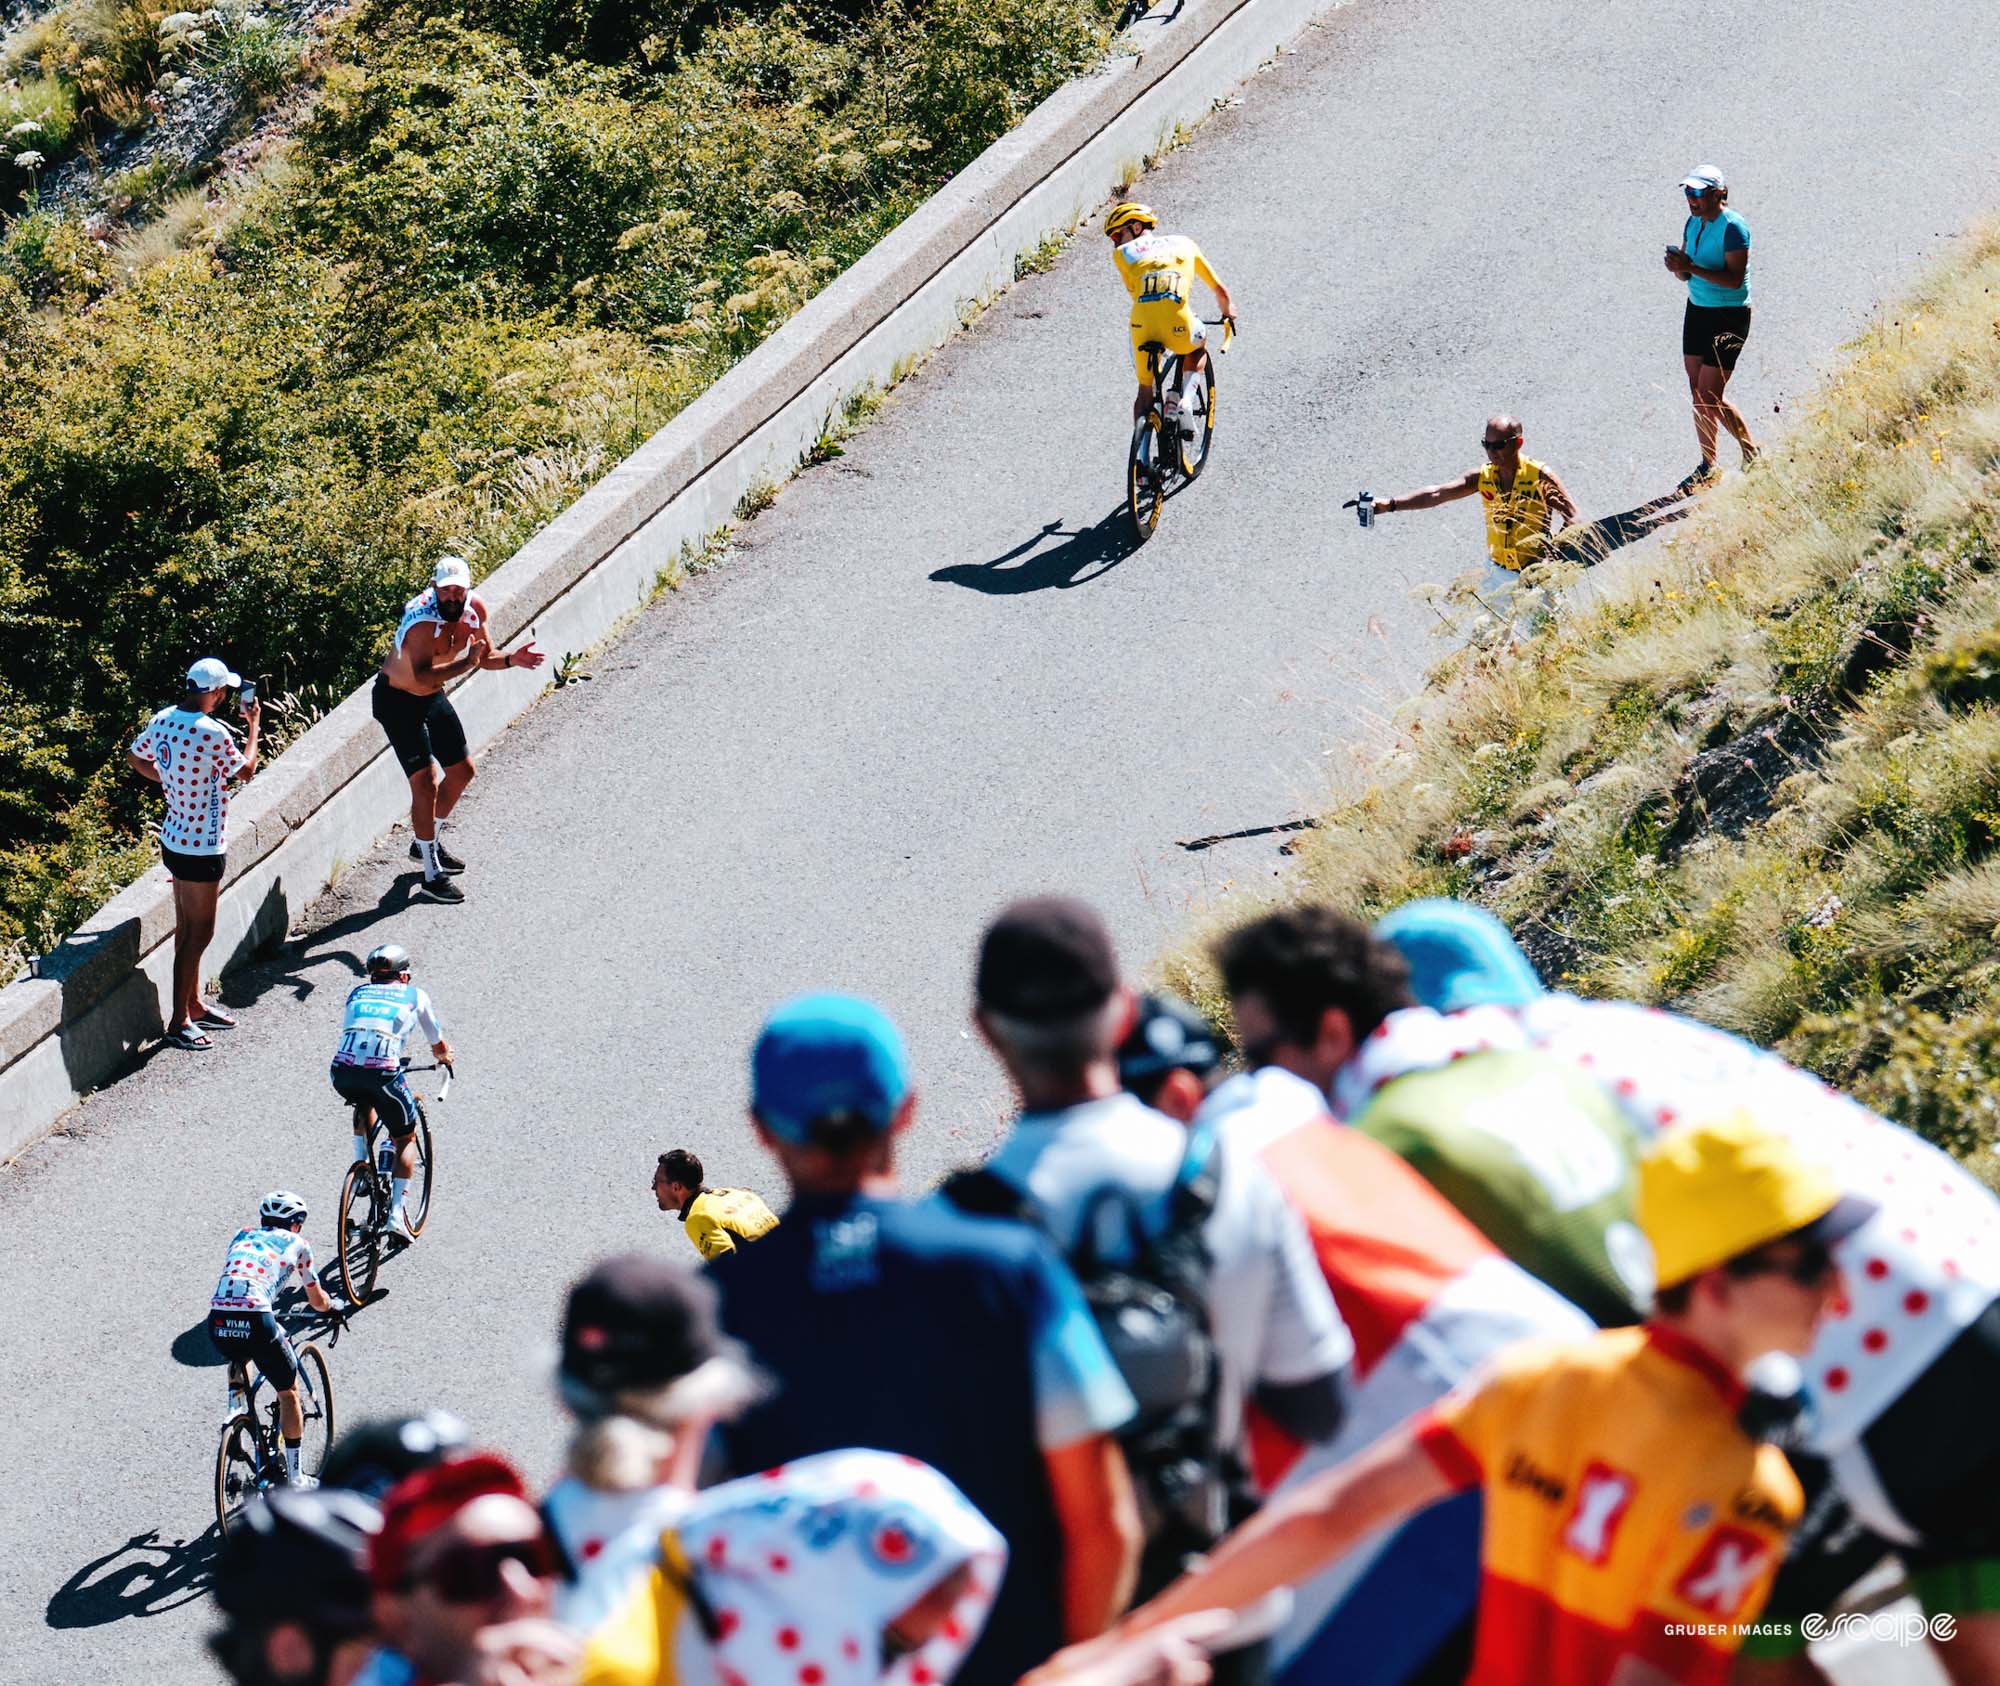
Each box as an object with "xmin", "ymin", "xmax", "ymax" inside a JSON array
[{"xmin": 239, "ymin": 681, "xmax": 257, "ymax": 711}]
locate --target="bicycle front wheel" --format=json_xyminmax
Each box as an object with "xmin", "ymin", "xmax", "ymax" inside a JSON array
[
  {"xmin": 1127, "ymin": 416, "xmax": 1165, "ymax": 541},
  {"xmin": 215, "ymin": 1414, "xmax": 262, "ymax": 1536},
  {"xmin": 404, "ymin": 1106, "xmax": 434, "ymax": 1237},
  {"xmin": 293, "ymin": 1343, "xmax": 335, "ymax": 1478},
  {"xmin": 1178, "ymin": 361, "xmax": 1216, "ymax": 480},
  {"xmin": 336, "ymin": 1158, "xmax": 382, "ymax": 1303}
]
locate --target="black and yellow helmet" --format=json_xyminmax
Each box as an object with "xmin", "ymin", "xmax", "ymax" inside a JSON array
[{"xmin": 1105, "ymin": 201, "xmax": 1157, "ymax": 237}]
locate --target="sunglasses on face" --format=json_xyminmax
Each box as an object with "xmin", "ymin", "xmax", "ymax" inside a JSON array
[
  {"xmin": 1731, "ymin": 1241, "xmax": 1836, "ymax": 1288},
  {"xmin": 407, "ymin": 1534, "xmax": 559, "ymax": 1604},
  {"xmin": 1482, "ymin": 437, "xmax": 1519, "ymax": 451}
]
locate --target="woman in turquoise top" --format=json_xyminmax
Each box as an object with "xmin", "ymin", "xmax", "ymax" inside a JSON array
[{"xmin": 1663, "ymin": 164, "xmax": 1758, "ymax": 488}]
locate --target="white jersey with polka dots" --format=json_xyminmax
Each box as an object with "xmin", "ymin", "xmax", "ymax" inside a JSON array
[
  {"xmin": 131, "ymin": 706, "xmax": 246, "ymax": 855},
  {"xmin": 393, "ymin": 587, "xmax": 484, "ymax": 656},
  {"xmin": 1514, "ymin": 994, "xmax": 2000, "ymax": 1452},
  {"xmin": 211, "ymin": 1224, "xmax": 315, "ymax": 1312}
]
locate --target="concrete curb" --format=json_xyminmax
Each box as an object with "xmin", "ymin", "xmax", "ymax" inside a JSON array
[{"xmin": 0, "ymin": 0, "xmax": 1335, "ymax": 1163}]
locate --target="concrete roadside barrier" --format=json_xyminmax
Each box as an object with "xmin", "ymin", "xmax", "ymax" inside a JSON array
[{"xmin": 0, "ymin": 0, "xmax": 1339, "ymax": 1163}]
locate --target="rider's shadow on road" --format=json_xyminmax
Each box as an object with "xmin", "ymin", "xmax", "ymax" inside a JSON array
[
  {"xmin": 47, "ymin": 1528, "xmax": 218, "ymax": 1628},
  {"xmin": 930, "ymin": 511, "xmax": 1141, "ymax": 595},
  {"xmin": 223, "ymin": 873, "xmax": 422, "ymax": 1015}
]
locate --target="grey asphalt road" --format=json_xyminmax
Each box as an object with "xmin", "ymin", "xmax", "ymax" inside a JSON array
[{"xmin": 4, "ymin": 2, "xmax": 1994, "ymax": 1680}]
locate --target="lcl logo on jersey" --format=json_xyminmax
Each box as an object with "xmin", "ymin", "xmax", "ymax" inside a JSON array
[
  {"xmin": 1561, "ymin": 1461, "xmax": 1637, "ymax": 1565},
  {"xmin": 1674, "ymin": 1525, "xmax": 1772, "ymax": 1618}
]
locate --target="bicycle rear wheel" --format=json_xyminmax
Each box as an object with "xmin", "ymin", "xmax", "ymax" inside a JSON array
[
  {"xmin": 403, "ymin": 1105, "xmax": 434, "ymax": 1237},
  {"xmin": 336, "ymin": 1158, "xmax": 382, "ymax": 1303},
  {"xmin": 214, "ymin": 1413, "xmax": 262, "ymax": 1536},
  {"xmin": 293, "ymin": 1343, "xmax": 335, "ymax": 1478},
  {"xmin": 1178, "ymin": 360, "xmax": 1216, "ymax": 480},
  {"xmin": 1127, "ymin": 415, "xmax": 1165, "ymax": 541}
]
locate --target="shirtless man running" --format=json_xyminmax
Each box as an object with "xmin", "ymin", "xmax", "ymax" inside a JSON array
[{"xmin": 374, "ymin": 555, "xmax": 544, "ymax": 903}]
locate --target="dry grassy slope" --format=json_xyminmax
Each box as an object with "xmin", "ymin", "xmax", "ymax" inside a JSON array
[{"xmin": 1164, "ymin": 221, "xmax": 2000, "ymax": 1177}]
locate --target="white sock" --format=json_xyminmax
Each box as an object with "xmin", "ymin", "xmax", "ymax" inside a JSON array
[
  {"xmin": 352, "ymin": 1133, "xmax": 368, "ymax": 1166},
  {"xmin": 391, "ymin": 1175, "xmax": 410, "ymax": 1214},
  {"xmin": 418, "ymin": 837, "xmax": 440, "ymax": 876},
  {"xmin": 285, "ymin": 1441, "xmax": 302, "ymax": 1480}
]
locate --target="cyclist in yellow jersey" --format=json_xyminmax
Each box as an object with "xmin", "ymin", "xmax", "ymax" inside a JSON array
[
  {"xmin": 1348, "ymin": 415, "xmax": 1578, "ymax": 578},
  {"xmin": 1105, "ymin": 201, "xmax": 1234, "ymax": 428}
]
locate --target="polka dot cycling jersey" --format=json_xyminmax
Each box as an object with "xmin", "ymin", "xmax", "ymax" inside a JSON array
[
  {"xmin": 333, "ymin": 979, "xmax": 445, "ymax": 1071},
  {"xmin": 1513, "ymin": 995, "xmax": 2000, "ymax": 1452},
  {"xmin": 393, "ymin": 587, "xmax": 484, "ymax": 656},
  {"xmin": 130, "ymin": 707, "xmax": 246, "ymax": 855},
  {"xmin": 212, "ymin": 1225, "xmax": 314, "ymax": 1312},
  {"xmin": 1112, "ymin": 232, "xmax": 1220, "ymax": 318}
]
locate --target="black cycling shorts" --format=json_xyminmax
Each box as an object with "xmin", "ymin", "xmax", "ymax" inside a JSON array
[
  {"xmin": 330, "ymin": 1061, "xmax": 420, "ymax": 1135},
  {"xmin": 372, "ymin": 675, "xmax": 468, "ymax": 777},
  {"xmin": 207, "ymin": 1306, "xmax": 298, "ymax": 1390},
  {"xmin": 1762, "ymin": 1294, "xmax": 2000, "ymax": 1626},
  {"xmin": 1682, "ymin": 301, "xmax": 1752, "ymax": 371},
  {"xmin": 161, "ymin": 845, "xmax": 226, "ymax": 884}
]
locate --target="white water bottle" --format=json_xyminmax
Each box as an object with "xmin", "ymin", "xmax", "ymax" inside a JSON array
[{"xmin": 1356, "ymin": 490, "xmax": 1376, "ymax": 529}]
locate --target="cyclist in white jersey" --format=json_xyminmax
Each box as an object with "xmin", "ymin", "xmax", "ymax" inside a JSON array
[
  {"xmin": 330, "ymin": 943, "xmax": 454, "ymax": 1242},
  {"xmin": 372, "ymin": 553, "xmax": 544, "ymax": 904},
  {"xmin": 209, "ymin": 1190, "xmax": 337, "ymax": 1484}
]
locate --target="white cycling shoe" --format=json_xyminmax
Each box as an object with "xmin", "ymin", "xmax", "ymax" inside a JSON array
[{"xmin": 388, "ymin": 1206, "xmax": 418, "ymax": 1244}]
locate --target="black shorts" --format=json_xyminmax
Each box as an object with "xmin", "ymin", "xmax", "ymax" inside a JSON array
[
  {"xmin": 330, "ymin": 1061, "xmax": 420, "ymax": 1135},
  {"xmin": 207, "ymin": 1306, "xmax": 298, "ymax": 1390},
  {"xmin": 372, "ymin": 675, "xmax": 468, "ymax": 777},
  {"xmin": 161, "ymin": 845, "xmax": 226, "ymax": 883},
  {"xmin": 1761, "ymin": 1295, "xmax": 2000, "ymax": 1628},
  {"xmin": 1682, "ymin": 301, "xmax": 1752, "ymax": 371}
]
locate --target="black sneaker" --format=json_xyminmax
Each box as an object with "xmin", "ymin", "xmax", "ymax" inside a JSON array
[
  {"xmin": 409, "ymin": 840, "xmax": 466, "ymax": 874},
  {"xmin": 420, "ymin": 873, "xmax": 465, "ymax": 904}
]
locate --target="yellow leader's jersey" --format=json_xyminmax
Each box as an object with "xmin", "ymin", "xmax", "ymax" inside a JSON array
[{"xmin": 1113, "ymin": 231, "xmax": 1219, "ymax": 383}]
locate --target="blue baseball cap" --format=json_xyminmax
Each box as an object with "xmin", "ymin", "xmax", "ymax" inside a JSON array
[
  {"xmin": 1374, "ymin": 899, "xmax": 1545, "ymax": 1013},
  {"xmin": 750, "ymin": 993, "xmax": 912, "ymax": 1144}
]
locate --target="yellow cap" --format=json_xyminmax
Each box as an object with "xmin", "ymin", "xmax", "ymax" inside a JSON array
[{"xmin": 1638, "ymin": 1112, "xmax": 1846, "ymax": 1288}]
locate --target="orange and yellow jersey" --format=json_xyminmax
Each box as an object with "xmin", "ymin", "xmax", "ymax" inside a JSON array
[{"xmin": 1413, "ymin": 1324, "xmax": 1802, "ymax": 1686}]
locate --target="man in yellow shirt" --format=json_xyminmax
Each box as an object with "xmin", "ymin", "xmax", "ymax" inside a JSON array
[
  {"xmin": 1349, "ymin": 414, "xmax": 1580, "ymax": 588},
  {"xmin": 651, "ymin": 1148, "xmax": 778, "ymax": 1262},
  {"xmin": 1105, "ymin": 201, "xmax": 1234, "ymax": 430},
  {"xmin": 1092, "ymin": 1113, "xmax": 1876, "ymax": 1686}
]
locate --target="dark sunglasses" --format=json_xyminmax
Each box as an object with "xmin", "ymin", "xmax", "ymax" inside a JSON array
[
  {"xmin": 1729, "ymin": 1240, "xmax": 1835, "ymax": 1287},
  {"xmin": 407, "ymin": 1534, "xmax": 559, "ymax": 1603},
  {"xmin": 1482, "ymin": 437, "xmax": 1518, "ymax": 451}
]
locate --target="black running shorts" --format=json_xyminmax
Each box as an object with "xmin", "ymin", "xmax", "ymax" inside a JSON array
[
  {"xmin": 372, "ymin": 675, "xmax": 469, "ymax": 776},
  {"xmin": 161, "ymin": 845, "xmax": 226, "ymax": 884},
  {"xmin": 1682, "ymin": 301, "xmax": 1752, "ymax": 371},
  {"xmin": 207, "ymin": 1306, "xmax": 298, "ymax": 1390}
]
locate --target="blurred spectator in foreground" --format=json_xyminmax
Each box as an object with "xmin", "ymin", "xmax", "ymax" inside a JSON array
[
  {"xmin": 650, "ymin": 1148, "xmax": 778, "ymax": 1261},
  {"xmin": 368, "ymin": 1454, "xmax": 578, "ymax": 1686},
  {"xmin": 1100, "ymin": 1115, "xmax": 1870, "ymax": 1686},
  {"xmin": 579, "ymin": 1448, "xmax": 1006, "ymax": 1686},
  {"xmin": 545, "ymin": 1254, "xmax": 767, "ymax": 1628},
  {"xmin": 711, "ymin": 991, "xmax": 1142, "ymax": 1686},
  {"xmin": 210, "ymin": 1486, "xmax": 380, "ymax": 1686},
  {"xmin": 322, "ymin": 1411, "xmax": 474, "ymax": 1506},
  {"xmin": 1115, "ymin": 993, "xmax": 1225, "ymax": 1125},
  {"xmin": 964, "ymin": 896, "xmax": 1351, "ymax": 1623}
]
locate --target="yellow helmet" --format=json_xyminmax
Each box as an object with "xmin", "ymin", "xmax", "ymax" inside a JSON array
[{"xmin": 1105, "ymin": 201, "xmax": 1157, "ymax": 236}]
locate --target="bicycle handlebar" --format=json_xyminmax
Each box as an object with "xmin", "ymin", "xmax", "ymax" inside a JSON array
[
  {"xmin": 1202, "ymin": 315, "xmax": 1236, "ymax": 352},
  {"xmin": 400, "ymin": 1058, "xmax": 454, "ymax": 1100}
]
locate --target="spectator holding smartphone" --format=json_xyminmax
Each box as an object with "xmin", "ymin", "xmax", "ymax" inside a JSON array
[
  {"xmin": 128, "ymin": 656, "xmax": 260, "ymax": 1050},
  {"xmin": 1665, "ymin": 164, "xmax": 1759, "ymax": 489}
]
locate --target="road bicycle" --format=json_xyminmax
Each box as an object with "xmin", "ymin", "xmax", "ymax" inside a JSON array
[
  {"xmin": 1127, "ymin": 315, "xmax": 1233, "ymax": 542},
  {"xmin": 335, "ymin": 1058, "xmax": 449, "ymax": 1304},
  {"xmin": 213, "ymin": 1315, "xmax": 337, "ymax": 1536}
]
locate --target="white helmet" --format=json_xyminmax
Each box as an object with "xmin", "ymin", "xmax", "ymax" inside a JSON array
[{"xmin": 260, "ymin": 1189, "xmax": 309, "ymax": 1226}]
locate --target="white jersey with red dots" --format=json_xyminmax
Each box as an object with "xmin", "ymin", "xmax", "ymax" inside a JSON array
[{"xmin": 212, "ymin": 1225, "xmax": 315, "ymax": 1312}]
